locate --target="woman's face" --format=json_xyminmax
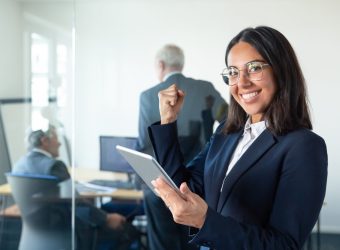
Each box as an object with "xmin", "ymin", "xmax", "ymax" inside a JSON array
[{"xmin": 227, "ymin": 41, "xmax": 277, "ymax": 123}]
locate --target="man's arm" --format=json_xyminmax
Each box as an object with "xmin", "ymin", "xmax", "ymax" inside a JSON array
[
  {"xmin": 137, "ymin": 91, "xmax": 156, "ymax": 154},
  {"xmin": 50, "ymin": 160, "xmax": 71, "ymax": 181}
]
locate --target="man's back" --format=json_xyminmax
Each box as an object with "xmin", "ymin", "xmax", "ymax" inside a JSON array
[
  {"xmin": 13, "ymin": 151, "xmax": 70, "ymax": 181},
  {"xmin": 138, "ymin": 73, "xmax": 226, "ymax": 158}
]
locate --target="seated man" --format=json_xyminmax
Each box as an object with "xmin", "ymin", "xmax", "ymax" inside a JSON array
[{"xmin": 13, "ymin": 125, "xmax": 139, "ymax": 250}]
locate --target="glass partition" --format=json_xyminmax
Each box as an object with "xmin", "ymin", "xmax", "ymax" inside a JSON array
[
  {"xmin": 0, "ymin": 0, "xmax": 75, "ymax": 249},
  {"xmin": 0, "ymin": 1, "xmax": 144, "ymax": 249}
]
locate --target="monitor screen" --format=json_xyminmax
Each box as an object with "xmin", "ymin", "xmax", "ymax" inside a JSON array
[{"xmin": 99, "ymin": 136, "xmax": 137, "ymax": 173}]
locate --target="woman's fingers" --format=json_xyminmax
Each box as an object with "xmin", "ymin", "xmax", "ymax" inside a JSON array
[
  {"xmin": 161, "ymin": 85, "xmax": 179, "ymax": 105},
  {"xmin": 151, "ymin": 178, "xmax": 208, "ymax": 229},
  {"xmin": 158, "ymin": 84, "xmax": 185, "ymax": 124}
]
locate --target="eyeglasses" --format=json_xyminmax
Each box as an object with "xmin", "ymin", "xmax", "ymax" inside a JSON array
[{"xmin": 221, "ymin": 61, "xmax": 270, "ymax": 86}]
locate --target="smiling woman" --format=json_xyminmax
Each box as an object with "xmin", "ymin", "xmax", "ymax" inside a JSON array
[
  {"xmin": 226, "ymin": 42, "xmax": 277, "ymax": 124},
  {"xmin": 149, "ymin": 26, "xmax": 327, "ymax": 250},
  {"xmin": 224, "ymin": 27, "xmax": 312, "ymax": 136}
]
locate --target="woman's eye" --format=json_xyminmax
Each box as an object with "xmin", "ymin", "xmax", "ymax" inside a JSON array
[
  {"xmin": 248, "ymin": 63, "xmax": 262, "ymax": 73},
  {"xmin": 228, "ymin": 67, "xmax": 239, "ymax": 77}
]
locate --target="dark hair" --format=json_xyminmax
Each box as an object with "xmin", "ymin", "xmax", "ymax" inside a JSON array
[{"xmin": 224, "ymin": 26, "xmax": 312, "ymax": 135}]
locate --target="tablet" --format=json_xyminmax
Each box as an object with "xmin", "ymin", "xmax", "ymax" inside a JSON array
[{"xmin": 116, "ymin": 145, "xmax": 180, "ymax": 195}]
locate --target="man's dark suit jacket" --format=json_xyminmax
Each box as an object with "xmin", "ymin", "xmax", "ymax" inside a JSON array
[{"xmin": 148, "ymin": 121, "xmax": 328, "ymax": 250}]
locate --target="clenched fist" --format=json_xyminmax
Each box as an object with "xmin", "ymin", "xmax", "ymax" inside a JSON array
[{"xmin": 158, "ymin": 84, "xmax": 185, "ymax": 124}]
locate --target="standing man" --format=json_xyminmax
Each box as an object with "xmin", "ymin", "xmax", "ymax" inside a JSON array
[{"xmin": 137, "ymin": 44, "xmax": 227, "ymax": 250}]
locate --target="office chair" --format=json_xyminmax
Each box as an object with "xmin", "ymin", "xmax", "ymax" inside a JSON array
[
  {"xmin": 6, "ymin": 173, "xmax": 73, "ymax": 250},
  {"xmin": 6, "ymin": 173, "xmax": 98, "ymax": 250}
]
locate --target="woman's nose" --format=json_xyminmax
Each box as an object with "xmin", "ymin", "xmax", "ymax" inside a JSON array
[{"xmin": 237, "ymin": 71, "xmax": 251, "ymax": 87}]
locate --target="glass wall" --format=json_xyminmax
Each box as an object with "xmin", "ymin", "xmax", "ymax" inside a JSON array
[
  {"xmin": 0, "ymin": 0, "xmax": 75, "ymax": 249},
  {"xmin": 0, "ymin": 2, "xmax": 144, "ymax": 249}
]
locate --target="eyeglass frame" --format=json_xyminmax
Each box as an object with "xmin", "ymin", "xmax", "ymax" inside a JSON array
[{"xmin": 221, "ymin": 61, "xmax": 270, "ymax": 86}]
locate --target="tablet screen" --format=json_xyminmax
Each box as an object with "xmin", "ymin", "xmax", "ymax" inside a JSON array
[{"xmin": 116, "ymin": 145, "xmax": 180, "ymax": 195}]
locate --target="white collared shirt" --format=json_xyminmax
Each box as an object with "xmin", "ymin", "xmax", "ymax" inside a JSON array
[
  {"xmin": 163, "ymin": 71, "xmax": 181, "ymax": 82},
  {"xmin": 32, "ymin": 148, "xmax": 53, "ymax": 158},
  {"xmin": 220, "ymin": 118, "xmax": 267, "ymax": 192}
]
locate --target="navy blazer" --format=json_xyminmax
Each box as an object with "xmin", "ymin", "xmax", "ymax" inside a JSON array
[{"xmin": 149, "ymin": 121, "xmax": 328, "ymax": 250}]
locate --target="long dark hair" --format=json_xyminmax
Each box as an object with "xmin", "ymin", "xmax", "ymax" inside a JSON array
[{"xmin": 224, "ymin": 26, "xmax": 312, "ymax": 135}]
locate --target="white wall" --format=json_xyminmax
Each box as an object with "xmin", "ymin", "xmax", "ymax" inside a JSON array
[
  {"xmin": 0, "ymin": 0, "xmax": 30, "ymax": 164},
  {"xmin": 0, "ymin": 0, "xmax": 24, "ymax": 98},
  {"xmin": 74, "ymin": 0, "xmax": 340, "ymax": 232}
]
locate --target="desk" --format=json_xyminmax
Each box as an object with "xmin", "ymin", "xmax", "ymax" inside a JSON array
[
  {"xmin": 0, "ymin": 168, "xmax": 143, "ymax": 220},
  {"xmin": 71, "ymin": 167, "xmax": 128, "ymax": 182},
  {"xmin": 73, "ymin": 168, "xmax": 143, "ymax": 200},
  {"xmin": 0, "ymin": 168, "xmax": 143, "ymax": 201},
  {"xmin": 0, "ymin": 181, "xmax": 143, "ymax": 201},
  {"xmin": 0, "ymin": 183, "xmax": 11, "ymax": 196}
]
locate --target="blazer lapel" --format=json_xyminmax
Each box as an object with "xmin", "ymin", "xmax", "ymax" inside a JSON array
[
  {"xmin": 217, "ymin": 129, "xmax": 277, "ymax": 212},
  {"xmin": 207, "ymin": 131, "xmax": 242, "ymax": 210}
]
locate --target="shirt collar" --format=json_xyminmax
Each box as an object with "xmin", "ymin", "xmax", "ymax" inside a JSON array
[
  {"xmin": 163, "ymin": 71, "xmax": 181, "ymax": 81},
  {"xmin": 32, "ymin": 148, "xmax": 52, "ymax": 158},
  {"xmin": 243, "ymin": 117, "xmax": 267, "ymax": 137}
]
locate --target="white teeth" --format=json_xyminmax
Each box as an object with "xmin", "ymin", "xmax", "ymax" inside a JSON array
[{"xmin": 242, "ymin": 91, "xmax": 258, "ymax": 100}]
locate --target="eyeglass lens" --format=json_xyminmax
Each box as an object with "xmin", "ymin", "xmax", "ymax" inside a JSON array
[{"xmin": 222, "ymin": 62, "xmax": 266, "ymax": 85}]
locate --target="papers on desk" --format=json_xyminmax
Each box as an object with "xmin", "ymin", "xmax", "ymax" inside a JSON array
[{"xmin": 76, "ymin": 181, "xmax": 116, "ymax": 193}]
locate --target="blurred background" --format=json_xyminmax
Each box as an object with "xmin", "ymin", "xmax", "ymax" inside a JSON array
[{"xmin": 0, "ymin": 0, "xmax": 339, "ymax": 249}]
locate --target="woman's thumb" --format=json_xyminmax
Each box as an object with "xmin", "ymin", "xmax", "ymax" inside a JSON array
[{"xmin": 180, "ymin": 182, "xmax": 191, "ymax": 195}]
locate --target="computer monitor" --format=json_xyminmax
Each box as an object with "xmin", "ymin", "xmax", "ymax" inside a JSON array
[{"xmin": 99, "ymin": 136, "xmax": 138, "ymax": 174}]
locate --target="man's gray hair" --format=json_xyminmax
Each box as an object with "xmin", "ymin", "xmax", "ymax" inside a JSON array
[
  {"xmin": 27, "ymin": 125, "xmax": 56, "ymax": 150},
  {"xmin": 156, "ymin": 44, "xmax": 185, "ymax": 71}
]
